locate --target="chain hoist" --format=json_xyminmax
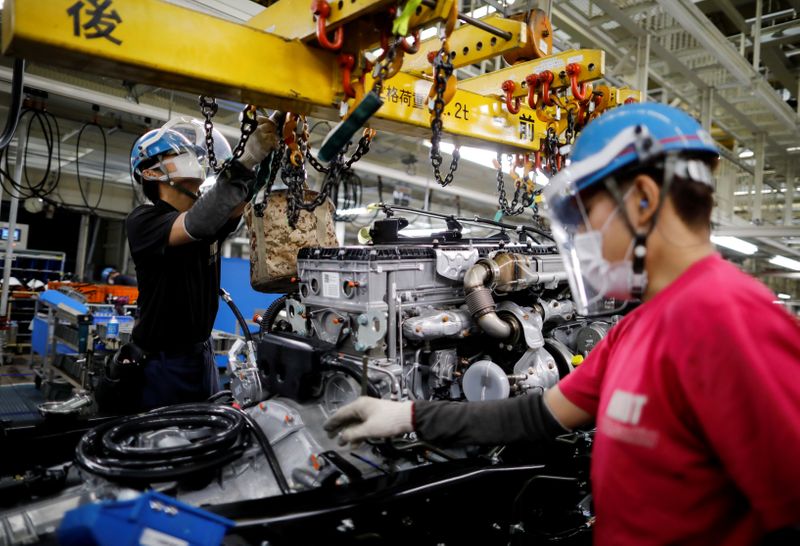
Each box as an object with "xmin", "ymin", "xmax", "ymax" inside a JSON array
[
  {"xmin": 428, "ymin": 41, "xmax": 460, "ymax": 187},
  {"xmin": 198, "ymin": 95, "xmax": 258, "ymax": 174},
  {"xmin": 495, "ymin": 154, "xmax": 535, "ymax": 217}
]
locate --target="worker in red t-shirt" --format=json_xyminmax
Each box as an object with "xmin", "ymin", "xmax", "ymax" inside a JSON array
[{"xmin": 324, "ymin": 103, "xmax": 800, "ymax": 544}]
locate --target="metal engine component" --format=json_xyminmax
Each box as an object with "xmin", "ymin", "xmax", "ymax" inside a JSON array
[
  {"xmin": 576, "ymin": 322, "xmax": 611, "ymax": 356},
  {"xmin": 228, "ymin": 338, "xmax": 263, "ymax": 407},
  {"xmin": 464, "ymin": 252, "xmax": 568, "ymax": 340},
  {"xmin": 403, "ymin": 307, "xmax": 475, "ymax": 341}
]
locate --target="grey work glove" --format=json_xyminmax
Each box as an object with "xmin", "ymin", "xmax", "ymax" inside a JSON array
[
  {"xmin": 237, "ymin": 116, "xmax": 279, "ymax": 171},
  {"xmin": 323, "ymin": 397, "xmax": 414, "ymax": 447}
]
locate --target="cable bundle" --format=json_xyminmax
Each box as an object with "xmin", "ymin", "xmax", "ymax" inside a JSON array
[
  {"xmin": 75, "ymin": 403, "xmax": 290, "ymax": 493},
  {"xmin": 0, "ymin": 108, "xmax": 62, "ymax": 200}
]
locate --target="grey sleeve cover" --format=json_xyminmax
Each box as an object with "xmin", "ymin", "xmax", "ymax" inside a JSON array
[
  {"xmin": 183, "ymin": 160, "xmax": 255, "ymax": 241},
  {"xmin": 414, "ymin": 391, "xmax": 568, "ymax": 447}
]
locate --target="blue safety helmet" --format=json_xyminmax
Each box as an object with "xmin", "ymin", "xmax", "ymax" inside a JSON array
[
  {"xmin": 545, "ymin": 103, "xmax": 719, "ymax": 228},
  {"xmin": 101, "ymin": 267, "xmax": 116, "ymax": 284},
  {"xmin": 130, "ymin": 128, "xmax": 205, "ymax": 183},
  {"xmin": 570, "ymin": 102, "xmax": 718, "ymax": 192}
]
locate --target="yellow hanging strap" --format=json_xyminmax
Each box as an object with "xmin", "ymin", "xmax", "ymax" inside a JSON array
[{"xmin": 392, "ymin": 0, "xmax": 424, "ymax": 37}]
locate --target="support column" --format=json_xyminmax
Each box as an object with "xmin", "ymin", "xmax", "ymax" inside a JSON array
[
  {"xmin": 0, "ymin": 138, "xmax": 26, "ymax": 323},
  {"xmin": 786, "ymin": 160, "xmax": 795, "ymax": 226},
  {"xmin": 701, "ymin": 87, "xmax": 714, "ymax": 131},
  {"xmin": 752, "ymin": 0, "xmax": 763, "ymax": 72},
  {"xmin": 752, "ymin": 132, "xmax": 766, "ymax": 224},
  {"xmin": 75, "ymin": 214, "xmax": 90, "ymax": 281},
  {"xmin": 635, "ymin": 33, "xmax": 651, "ymax": 102}
]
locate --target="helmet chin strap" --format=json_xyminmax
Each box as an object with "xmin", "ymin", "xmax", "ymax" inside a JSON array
[{"xmin": 602, "ymin": 153, "xmax": 679, "ymax": 299}]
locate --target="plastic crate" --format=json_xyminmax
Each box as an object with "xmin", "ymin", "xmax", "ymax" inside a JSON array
[{"xmin": 57, "ymin": 490, "xmax": 234, "ymax": 546}]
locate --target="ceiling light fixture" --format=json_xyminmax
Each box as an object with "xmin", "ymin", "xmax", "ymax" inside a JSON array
[
  {"xmin": 710, "ymin": 235, "xmax": 758, "ymax": 255},
  {"xmin": 769, "ymin": 255, "xmax": 800, "ymax": 271}
]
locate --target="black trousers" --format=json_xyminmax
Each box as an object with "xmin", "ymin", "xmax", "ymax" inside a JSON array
[{"xmin": 140, "ymin": 339, "xmax": 220, "ymax": 410}]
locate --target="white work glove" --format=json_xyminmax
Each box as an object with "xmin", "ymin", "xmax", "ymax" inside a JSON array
[
  {"xmin": 237, "ymin": 116, "xmax": 279, "ymax": 171},
  {"xmin": 323, "ymin": 397, "xmax": 414, "ymax": 447}
]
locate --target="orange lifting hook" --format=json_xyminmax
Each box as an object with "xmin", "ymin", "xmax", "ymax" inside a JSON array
[
  {"xmin": 311, "ymin": 0, "xmax": 344, "ymax": 51},
  {"xmin": 501, "ymin": 80, "xmax": 521, "ymax": 114}
]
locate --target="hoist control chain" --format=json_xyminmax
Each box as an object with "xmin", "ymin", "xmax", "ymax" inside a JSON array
[
  {"xmin": 429, "ymin": 44, "xmax": 459, "ymax": 187},
  {"xmin": 199, "ymin": 95, "xmax": 258, "ymax": 174}
]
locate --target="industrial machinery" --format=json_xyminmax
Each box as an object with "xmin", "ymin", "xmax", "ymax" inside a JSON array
[
  {"xmin": 0, "ymin": 2, "xmax": 640, "ymax": 543},
  {"xmin": 0, "ymin": 212, "xmax": 614, "ymax": 545}
]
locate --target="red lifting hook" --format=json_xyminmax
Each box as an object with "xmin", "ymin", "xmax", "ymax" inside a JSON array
[
  {"xmin": 525, "ymin": 74, "xmax": 540, "ymax": 108},
  {"xmin": 566, "ymin": 63, "xmax": 588, "ymax": 101},
  {"xmin": 312, "ymin": 0, "xmax": 344, "ymax": 51},
  {"xmin": 338, "ymin": 54, "xmax": 356, "ymax": 99},
  {"xmin": 539, "ymin": 71, "xmax": 554, "ymax": 106},
  {"xmin": 501, "ymin": 80, "xmax": 521, "ymax": 115}
]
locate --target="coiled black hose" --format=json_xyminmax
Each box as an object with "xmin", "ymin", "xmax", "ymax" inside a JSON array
[
  {"xmin": 0, "ymin": 59, "xmax": 25, "ymax": 151},
  {"xmin": 75, "ymin": 403, "xmax": 290, "ymax": 494}
]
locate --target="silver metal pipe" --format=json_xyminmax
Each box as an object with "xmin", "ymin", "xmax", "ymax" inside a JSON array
[
  {"xmin": 0, "ymin": 137, "xmax": 25, "ymax": 321},
  {"xmin": 477, "ymin": 313, "xmax": 513, "ymax": 339},
  {"xmin": 464, "ymin": 260, "xmax": 513, "ymax": 339}
]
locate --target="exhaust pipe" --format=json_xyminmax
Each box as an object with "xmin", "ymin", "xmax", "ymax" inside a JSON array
[{"xmin": 464, "ymin": 253, "xmax": 567, "ymax": 339}]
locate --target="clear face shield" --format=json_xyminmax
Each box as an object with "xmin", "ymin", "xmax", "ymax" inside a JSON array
[
  {"xmin": 546, "ymin": 186, "xmax": 608, "ymax": 315},
  {"xmin": 545, "ymin": 183, "xmax": 640, "ymax": 316},
  {"xmin": 543, "ymin": 125, "xmax": 654, "ymax": 315},
  {"xmin": 151, "ymin": 152, "xmax": 207, "ymax": 183}
]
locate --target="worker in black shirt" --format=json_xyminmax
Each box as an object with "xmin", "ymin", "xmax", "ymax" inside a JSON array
[{"xmin": 127, "ymin": 116, "xmax": 278, "ymax": 409}]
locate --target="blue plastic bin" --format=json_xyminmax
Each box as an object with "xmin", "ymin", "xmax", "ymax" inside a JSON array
[{"xmin": 57, "ymin": 490, "xmax": 234, "ymax": 546}]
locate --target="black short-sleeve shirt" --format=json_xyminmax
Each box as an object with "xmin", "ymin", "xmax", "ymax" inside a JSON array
[{"xmin": 126, "ymin": 200, "xmax": 238, "ymax": 353}]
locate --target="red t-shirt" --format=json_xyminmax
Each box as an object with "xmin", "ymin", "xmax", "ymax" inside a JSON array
[{"xmin": 559, "ymin": 253, "xmax": 800, "ymax": 545}]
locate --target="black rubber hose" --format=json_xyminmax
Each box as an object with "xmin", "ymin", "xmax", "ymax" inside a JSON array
[
  {"xmin": 238, "ymin": 409, "xmax": 291, "ymax": 495},
  {"xmin": 260, "ymin": 294, "xmax": 289, "ymax": 334},
  {"xmin": 0, "ymin": 59, "xmax": 25, "ymax": 151},
  {"xmin": 220, "ymin": 288, "xmax": 253, "ymax": 343},
  {"xmin": 75, "ymin": 404, "xmax": 249, "ymax": 482},
  {"xmin": 75, "ymin": 403, "xmax": 291, "ymax": 494}
]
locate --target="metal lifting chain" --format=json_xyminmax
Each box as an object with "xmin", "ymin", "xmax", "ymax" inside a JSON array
[
  {"xmin": 543, "ymin": 127, "xmax": 560, "ymax": 176},
  {"xmin": 565, "ymin": 109, "xmax": 576, "ymax": 145},
  {"xmin": 307, "ymin": 130, "xmax": 374, "ymax": 175},
  {"xmin": 496, "ymin": 154, "xmax": 534, "ymax": 216},
  {"xmin": 280, "ymin": 116, "xmax": 352, "ymax": 228},
  {"xmin": 198, "ymin": 95, "xmax": 258, "ymax": 174},
  {"xmin": 429, "ymin": 44, "xmax": 459, "ymax": 187}
]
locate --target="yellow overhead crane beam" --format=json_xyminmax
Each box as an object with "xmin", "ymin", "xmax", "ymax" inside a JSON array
[
  {"xmin": 402, "ymin": 14, "xmax": 529, "ymax": 76},
  {"xmin": 246, "ymin": 0, "xmax": 454, "ymax": 42},
  {"xmin": 459, "ymin": 49, "xmax": 606, "ymax": 98},
  {"xmin": 1, "ymin": 0, "xmax": 612, "ymax": 154}
]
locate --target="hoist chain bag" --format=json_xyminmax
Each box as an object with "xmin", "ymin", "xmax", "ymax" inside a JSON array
[{"xmin": 244, "ymin": 189, "xmax": 339, "ymax": 293}]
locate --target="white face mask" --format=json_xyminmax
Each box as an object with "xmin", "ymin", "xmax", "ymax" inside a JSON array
[
  {"xmin": 151, "ymin": 152, "xmax": 206, "ymax": 183},
  {"xmin": 571, "ymin": 190, "xmax": 646, "ymax": 302}
]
